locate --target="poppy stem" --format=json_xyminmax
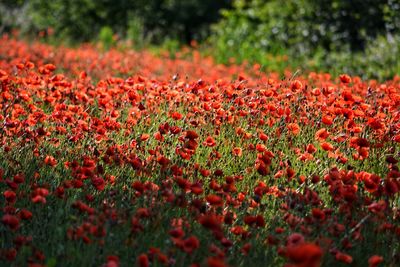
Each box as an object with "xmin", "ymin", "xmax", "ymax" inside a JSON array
[{"xmin": 340, "ymin": 214, "xmax": 371, "ymax": 245}]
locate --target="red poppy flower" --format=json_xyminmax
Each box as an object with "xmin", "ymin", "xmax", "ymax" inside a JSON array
[
  {"xmin": 183, "ymin": 236, "xmax": 200, "ymax": 254},
  {"xmin": 203, "ymin": 136, "xmax": 217, "ymax": 147},
  {"xmin": 321, "ymin": 142, "xmax": 334, "ymax": 151},
  {"xmin": 199, "ymin": 214, "xmax": 222, "ymax": 232},
  {"xmin": 291, "ymin": 80, "xmax": 303, "ymax": 91},
  {"xmin": 339, "ymin": 74, "xmax": 352, "ymax": 83},
  {"xmin": 4, "ymin": 190, "xmax": 16, "ymax": 203},
  {"xmin": 186, "ymin": 130, "xmax": 199, "ymax": 140},
  {"xmin": 368, "ymin": 255, "xmax": 383, "ymax": 267},
  {"xmin": 232, "ymin": 147, "xmax": 242, "ymax": 157},
  {"xmin": 44, "ymin": 155, "xmax": 57, "ymax": 167},
  {"xmin": 207, "ymin": 257, "xmax": 228, "ymax": 267},
  {"xmin": 285, "ymin": 242, "xmax": 322, "ymax": 267},
  {"xmin": 137, "ymin": 254, "xmax": 149, "ymax": 267},
  {"xmin": 321, "ymin": 115, "xmax": 333, "ymax": 126},
  {"xmin": 315, "ymin": 128, "xmax": 329, "ymax": 141},
  {"xmin": 19, "ymin": 209, "xmax": 33, "ymax": 220},
  {"xmin": 2, "ymin": 214, "xmax": 20, "ymax": 231},
  {"xmin": 206, "ymin": 194, "xmax": 223, "ymax": 207},
  {"xmin": 335, "ymin": 252, "xmax": 353, "ymax": 264},
  {"xmin": 287, "ymin": 123, "xmax": 301, "ymax": 135},
  {"xmin": 311, "ymin": 208, "xmax": 326, "ymax": 221}
]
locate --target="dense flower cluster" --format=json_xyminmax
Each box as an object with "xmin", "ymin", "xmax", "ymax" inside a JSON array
[{"xmin": 0, "ymin": 35, "xmax": 399, "ymax": 266}]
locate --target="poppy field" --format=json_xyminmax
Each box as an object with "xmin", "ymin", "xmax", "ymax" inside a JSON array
[{"xmin": 0, "ymin": 35, "xmax": 400, "ymax": 267}]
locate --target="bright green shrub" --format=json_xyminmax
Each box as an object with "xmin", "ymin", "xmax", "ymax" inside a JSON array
[
  {"xmin": 210, "ymin": 0, "xmax": 400, "ymax": 79},
  {"xmin": 98, "ymin": 26, "xmax": 115, "ymax": 50}
]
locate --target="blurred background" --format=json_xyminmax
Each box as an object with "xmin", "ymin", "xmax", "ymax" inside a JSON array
[{"xmin": 1, "ymin": 0, "xmax": 400, "ymax": 80}]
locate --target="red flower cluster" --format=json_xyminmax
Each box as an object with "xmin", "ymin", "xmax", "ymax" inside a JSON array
[{"xmin": 0, "ymin": 35, "xmax": 399, "ymax": 266}]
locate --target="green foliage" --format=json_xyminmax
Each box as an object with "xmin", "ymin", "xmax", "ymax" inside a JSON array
[
  {"xmin": 127, "ymin": 15, "xmax": 147, "ymax": 49},
  {"xmin": 161, "ymin": 39, "xmax": 181, "ymax": 58},
  {"xmin": 210, "ymin": 0, "xmax": 400, "ymax": 80},
  {"xmin": 211, "ymin": 0, "xmax": 314, "ymax": 55},
  {"xmin": 98, "ymin": 26, "xmax": 115, "ymax": 50},
  {"xmin": 130, "ymin": 0, "xmax": 231, "ymax": 44},
  {"xmin": 319, "ymin": 34, "xmax": 400, "ymax": 80},
  {"xmin": 27, "ymin": 0, "xmax": 123, "ymax": 42},
  {"xmin": 7, "ymin": 0, "xmax": 230, "ymax": 45},
  {"xmin": 213, "ymin": 0, "xmax": 400, "ymax": 54},
  {"xmin": 0, "ymin": 0, "xmax": 30, "ymax": 34}
]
